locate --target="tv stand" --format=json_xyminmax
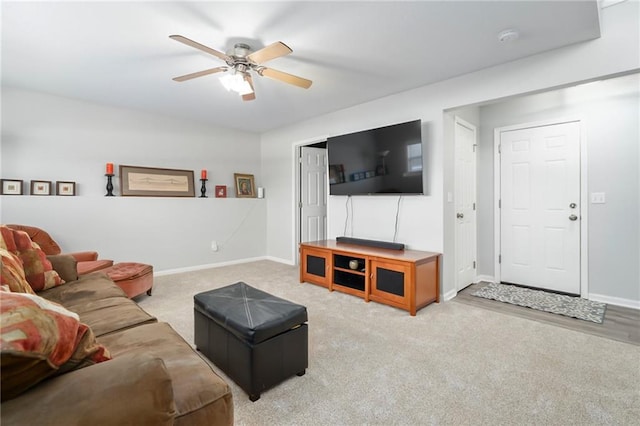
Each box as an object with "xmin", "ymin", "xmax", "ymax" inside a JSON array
[{"xmin": 300, "ymin": 240, "xmax": 440, "ymax": 316}]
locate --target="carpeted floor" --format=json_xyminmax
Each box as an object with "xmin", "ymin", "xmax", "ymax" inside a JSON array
[{"xmin": 138, "ymin": 260, "xmax": 640, "ymax": 425}]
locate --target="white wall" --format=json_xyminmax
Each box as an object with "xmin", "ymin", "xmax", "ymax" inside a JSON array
[
  {"xmin": 476, "ymin": 74, "xmax": 640, "ymax": 304},
  {"xmin": 261, "ymin": 1, "xmax": 640, "ymax": 301},
  {"xmin": 0, "ymin": 88, "xmax": 266, "ymax": 272}
]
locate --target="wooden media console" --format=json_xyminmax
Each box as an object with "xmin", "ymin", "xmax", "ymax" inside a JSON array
[{"xmin": 299, "ymin": 239, "xmax": 440, "ymax": 316}]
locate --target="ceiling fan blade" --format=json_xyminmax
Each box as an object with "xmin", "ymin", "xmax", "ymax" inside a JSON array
[
  {"xmin": 242, "ymin": 74, "xmax": 256, "ymax": 101},
  {"xmin": 172, "ymin": 67, "xmax": 227, "ymax": 82},
  {"xmin": 247, "ymin": 41, "xmax": 292, "ymax": 64},
  {"xmin": 169, "ymin": 35, "xmax": 229, "ymax": 62},
  {"xmin": 258, "ymin": 67, "xmax": 312, "ymax": 89}
]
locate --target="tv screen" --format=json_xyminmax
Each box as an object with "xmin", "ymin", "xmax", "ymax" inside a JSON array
[{"xmin": 327, "ymin": 119, "xmax": 423, "ymax": 195}]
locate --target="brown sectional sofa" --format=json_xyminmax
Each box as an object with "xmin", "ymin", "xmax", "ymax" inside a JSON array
[{"xmin": 1, "ymin": 260, "xmax": 233, "ymax": 425}]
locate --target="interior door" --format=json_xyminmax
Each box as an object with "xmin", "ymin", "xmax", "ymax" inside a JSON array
[
  {"xmin": 454, "ymin": 117, "xmax": 477, "ymax": 291},
  {"xmin": 300, "ymin": 146, "xmax": 328, "ymax": 243},
  {"xmin": 500, "ymin": 121, "xmax": 581, "ymax": 294}
]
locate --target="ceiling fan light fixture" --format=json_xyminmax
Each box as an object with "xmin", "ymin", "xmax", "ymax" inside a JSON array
[{"xmin": 219, "ymin": 70, "xmax": 253, "ymax": 95}]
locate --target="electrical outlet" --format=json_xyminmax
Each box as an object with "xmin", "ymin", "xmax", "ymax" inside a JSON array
[
  {"xmin": 591, "ymin": 192, "xmax": 606, "ymax": 204},
  {"xmin": 211, "ymin": 241, "xmax": 218, "ymax": 251}
]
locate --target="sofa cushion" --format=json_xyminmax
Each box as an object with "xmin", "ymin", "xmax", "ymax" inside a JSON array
[
  {"xmin": 47, "ymin": 254, "xmax": 78, "ymax": 282},
  {"xmin": 69, "ymin": 297, "xmax": 157, "ymax": 337},
  {"xmin": 99, "ymin": 322, "xmax": 233, "ymax": 424},
  {"xmin": 5, "ymin": 224, "xmax": 62, "ymax": 255},
  {"xmin": 0, "ymin": 248, "xmax": 36, "ymax": 294},
  {"xmin": 0, "ymin": 226, "xmax": 64, "ymax": 292},
  {"xmin": 0, "ymin": 291, "xmax": 111, "ymax": 401},
  {"xmin": 39, "ymin": 272, "xmax": 128, "ymax": 306}
]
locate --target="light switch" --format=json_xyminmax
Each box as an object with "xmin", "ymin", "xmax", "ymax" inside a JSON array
[{"xmin": 591, "ymin": 192, "xmax": 606, "ymax": 204}]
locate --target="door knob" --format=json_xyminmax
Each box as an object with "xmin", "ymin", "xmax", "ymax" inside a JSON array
[
  {"xmin": 456, "ymin": 213, "xmax": 464, "ymax": 219},
  {"xmin": 569, "ymin": 214, "xmax": 578, "ymax": 221}
]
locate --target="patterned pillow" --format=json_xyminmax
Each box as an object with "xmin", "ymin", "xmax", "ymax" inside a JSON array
[
  {"xmin": 0, "ymin": 248, "xmax": 36, "ymax": 294},
  {"xmin": 0, "ymin": 291, "xmax": 111, "ymax": 401},
  {"xmin": 0, "ymin": 225, "xmax": 64, "ymax": 292}
]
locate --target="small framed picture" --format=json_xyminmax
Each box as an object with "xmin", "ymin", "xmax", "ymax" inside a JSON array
[
  {"xmin": 1, "ymin": 179, "xmax": 23, "ymax": 195},
  {"xmin": 56, "ymin": 181, "xmax": 76, "ymax": 196},
  {"xmin": 234, "ymin": 173, "xmax": 256, "ymax": 198},
  {"xmin": 215, "ymin": 185, "xmax": 227, "ymax": 198},
  {"xmin": 30, "ymin": 180, "xmax": 52, "ymax": 196}
]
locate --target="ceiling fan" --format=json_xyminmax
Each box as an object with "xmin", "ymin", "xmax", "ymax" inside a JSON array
[{"xmin": 169, "ymin": 35, "xmax": 312, "ymax": 101}]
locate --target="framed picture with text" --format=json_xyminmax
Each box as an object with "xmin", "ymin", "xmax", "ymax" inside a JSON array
[{"xmin": 215, "ymin": 185, "xmax": 227, "ymax": 198}]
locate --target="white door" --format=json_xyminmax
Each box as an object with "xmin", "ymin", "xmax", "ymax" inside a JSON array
[
  {"xmin": 454, "ymin": 117, "xmax": 477, "ymax": 291},
  {"xmin": 500, "ymin": 121, "xmax": 581, "ymax": 294},
  {"xmin": 300, "ymin": 146, "xmax": 328, "ymax": 243}
]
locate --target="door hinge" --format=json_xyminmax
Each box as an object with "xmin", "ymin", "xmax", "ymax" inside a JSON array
[
  {"xmin": 498, "ymin": 199, "xmax": 501, "ymax": 208},
  {"xmin": 473, "ymin": 261, "xmax": 476, "ymax": 269},
  {"xmin": 473, "ymin": 202, "xmax": 476, "ymax": 210},
  {"xmin": 498, "ymin": 254, "xmax": 501, "ymax": 264},
  {"xmin": 498, "ymin": 144, "xmax": 501, "ymax": 154},
  {"xmin": 473, "ymin": 144, "xmax": 477, "ymax": 152}
]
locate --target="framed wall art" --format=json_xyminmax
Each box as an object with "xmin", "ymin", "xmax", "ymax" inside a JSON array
[
  {"xmin": 234, "ymin": 173, "xmax": 255, "ymax": 198},
  {"xmin": 1, "ymin": 179, "xmax": 23, "ymax": 195},
  {"xmin": 120, "ymin": 165, "xmax": 195, "ymax": 197},
  {"xmin": 215, "ymin": 185, "xmax": 227, "ymax": 198},
  {"xmin": 56, "ymin": 181, "xmax": 76, "ymax": 196},
  {"xmin": 30, "ymin": 180, "xmax": 52, "ymax": 196}
]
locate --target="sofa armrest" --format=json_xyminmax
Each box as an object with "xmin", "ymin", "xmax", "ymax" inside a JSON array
[
  {"xmin": 66, "ymin": 251, "xmax": 99, "ymax": 262},
  {"xmin": 47, "ymin": 254, "xmax": 78, "ymax": 282},
  {"xmin": 1, "ymin": 353, "xmax": 177, "ymax": 425}
]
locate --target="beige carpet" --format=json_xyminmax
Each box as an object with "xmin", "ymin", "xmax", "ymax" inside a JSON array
[{"xmin": 138, "ymin": 260, "xmax": 640, "ymax": 425}]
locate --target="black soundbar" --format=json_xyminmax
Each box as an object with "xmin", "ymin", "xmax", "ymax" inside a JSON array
[{"xmin": 336, "ymin": 236, "xmax": 405, "ymax": 251}]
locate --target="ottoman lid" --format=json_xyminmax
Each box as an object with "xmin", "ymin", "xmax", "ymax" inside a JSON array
[{"xmin": 194, "ymin": 282, "xmax": 307, "ymax": 345}]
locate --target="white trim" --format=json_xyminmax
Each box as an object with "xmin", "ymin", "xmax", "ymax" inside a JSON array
[
  {"xmin": 264, "ymin": 255, "xmax": 296, "ymax": 266},
  {"xmin": 589, "ymin": 293, "xmax": 640, "ymax": 310},
  {"xmin": 475, "ymin": 274, "xmax": 495, "ymax": 284},
  {"xmin": 443, "ymin": 288, "xmax": 458, "ymax": 301},
  {"xmin": 154, "ymin": 256, "xmax": 268, "ymax": 276},
  {"xmin": 494, "ymin": 117, "xmax": 588, "ymax": 297}
]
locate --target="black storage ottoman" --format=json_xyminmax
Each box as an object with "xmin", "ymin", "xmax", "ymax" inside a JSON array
[{"xmin": 194, "ymin": 282, "xmax": 308, "ymax": 401}]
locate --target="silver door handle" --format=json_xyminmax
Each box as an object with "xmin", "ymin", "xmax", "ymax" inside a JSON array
[
  {"xmin": 569, "ymin": 214, "xmax": 578, "ymax": 221},
  {"xmin": 456, "ymin": 213, "xmax": 464, "ymax": 219}
]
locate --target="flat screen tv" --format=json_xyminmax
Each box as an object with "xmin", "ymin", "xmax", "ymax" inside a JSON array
[{"xmin": 327, "ymin": 119, "xmax": 423, "ymax": 195}]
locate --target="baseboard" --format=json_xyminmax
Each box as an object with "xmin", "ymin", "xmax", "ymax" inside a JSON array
[
  {"xmin": 443, "ymin": 288, "xmax": 457, "ymax": 302},
  {"xmin": 589, "ymin": 293, "xmax": 640, "ymax": 310},
  {"xmin": 264, "ymin": 256, "xmax": 295, "ymax": 266},
  {"xmin": 154, "ymin": 256, "xmax": 269, "ymax": 276},
  {"xmin": 475, "ymin": 275, "xmax": 495, "ymax": 284}
]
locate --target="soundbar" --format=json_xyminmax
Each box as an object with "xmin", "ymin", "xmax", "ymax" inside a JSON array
[{"xmin": 336, "ymin": 236, "xmax": 405, "ymax": 251}]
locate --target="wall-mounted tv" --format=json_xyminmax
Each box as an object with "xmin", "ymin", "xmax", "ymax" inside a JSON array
[{"xmin": 327, "ymin": 119, "xmax": 423, "ymax": 195}]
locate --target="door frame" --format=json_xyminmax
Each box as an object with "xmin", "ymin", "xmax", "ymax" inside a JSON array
[
  {"xmin": 493, "ymin": 117, "xmax": 589, "ymax": 298},
  {"xmin": 294, "ymin": 137, "xmax": 328, "ymax": 265},
  {"xmin": 454, "ymin": 116, "xmax": 477, "ymax": 291}
]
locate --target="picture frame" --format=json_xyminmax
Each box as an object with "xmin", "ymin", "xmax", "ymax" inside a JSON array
[
  {"xmin": 1, "ymin": 179, "xmax": 23, "ymax": 195},
  {"xmin": 234, "ymin": 173, "xmax": 256, "ymax": 198},
  {"xmin": 56, "ymin": 181, "xmax": 76, "ymax": 196},
  {"xmin": 120, "ymin": 165, "xmax": 195, "ymax": 197},
  {"xmin": 30, "ymin": 180, "xmax": 52, "ymax": 196},
  {"xmin": 215, "ymin": 185, "xmax": 227, "ymax": 198}
]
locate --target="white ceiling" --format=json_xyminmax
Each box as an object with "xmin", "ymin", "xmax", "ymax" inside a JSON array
[{"xmin": 1, "ymin": 1, "xmax": 601, "ymax": 133}]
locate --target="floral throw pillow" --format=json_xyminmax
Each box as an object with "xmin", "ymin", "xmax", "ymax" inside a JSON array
[
  {"xmin": 0, "ymin": 225, "xmax": 64, "ymax": 292},
  {"xmin": 0, "ymin": 291, "xmax": 111, "ymax": 401},
  {"xmin": 0, "ymin": 248, "xmax": 36, "ymax": 294}
]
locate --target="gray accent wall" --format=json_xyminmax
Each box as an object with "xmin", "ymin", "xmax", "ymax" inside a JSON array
[{"xmin": 474, "ymin": 73, "xmax": 640, "ymax": 302}]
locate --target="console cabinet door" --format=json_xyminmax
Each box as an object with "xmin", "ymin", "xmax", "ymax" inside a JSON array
[
  {"xmin": 300, "ymin": 247, "xmax": 331, "ymax": 288},
  {"xmin": 370, "ymin": 259, "xmax": 412, "ymax": 307}
]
